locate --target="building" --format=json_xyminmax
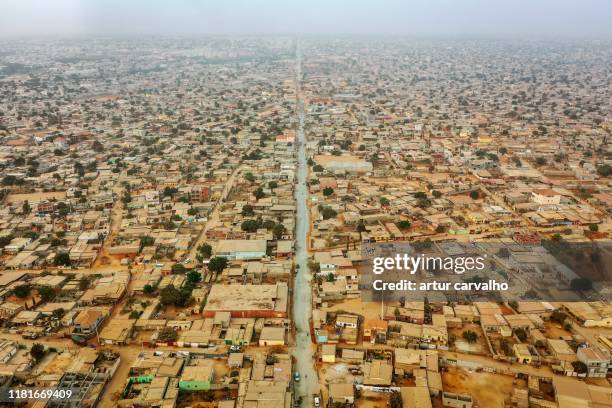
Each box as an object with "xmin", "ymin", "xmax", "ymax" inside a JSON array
[
  {"xmin": 98, "ymin": 319, "xmax": 135, "ymax": 345},
  {"xmin": 532, "ymin": 189, "xmax": 561, "ymax": 205},
  {"xmin": 73, "ymin": 309, "xmax": 107, "ymax": 337},
  {"xmin": 179, "ymin": 360, "xmax": 214, "ymax": 391},
  {"xmin": 215, "ymin": 239, "xmax": 267, "ymax": 260},
  {"xmin": 442, "ymin": 392, "xmax": 473, "ymax": 408},
  {"xmin": 362, "ymin": 360, "xmax": 393, "ymax": 386},
  {"xmin": 258, "ymin": 327, "xmax": 286, "ymax": 346},
  {"xmin": 321, "ymin": 344, "xmax": 336, "ymax": 363},
  {"xmin": 329, "ymin": 383, "xmax": 354, "ymax": 405},
  {"xmin": 577, "ymin": 346, "xmax": 611, "ymax": 378},
  {"xmin": 203, "ymin": 283, "xmax": 288, "ymax": 318},
  {"xmin": 401, "ymin": 387, "xmax": 432, "ymax": 408}
]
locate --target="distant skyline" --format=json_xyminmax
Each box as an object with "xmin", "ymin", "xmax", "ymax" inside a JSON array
[{"xmin": 0, "ymin": 0, "xmax": 611, "ymax": 39}]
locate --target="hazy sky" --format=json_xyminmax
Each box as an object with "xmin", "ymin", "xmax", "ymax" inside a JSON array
[{"xmin": 0, "ymin": 0, "xmax": 611, "ymax": 38}]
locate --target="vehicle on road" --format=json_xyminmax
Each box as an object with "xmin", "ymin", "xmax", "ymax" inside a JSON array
[{"xmin": 293, "ymin": 371, "xmax": 300, "ymax": 382}]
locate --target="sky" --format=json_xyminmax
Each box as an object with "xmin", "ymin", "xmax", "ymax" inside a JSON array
[{"xmin": 0, "ymin": 0, "xmax": 611, "ymax": 39}]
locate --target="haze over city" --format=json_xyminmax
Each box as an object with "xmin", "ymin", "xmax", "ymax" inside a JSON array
[{"xmin": 0, "ymin": 0, "xmax": 611, "ymax": 38}]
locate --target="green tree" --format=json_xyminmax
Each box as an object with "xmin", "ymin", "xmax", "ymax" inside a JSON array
[
  {"xmin": 38, "ymin": 285, "xmax": 55, "ymax": 302},
  {"xmin": 241, "ymin": 204, "xmax": 255, "ymax": 216},
  {"xmin": 186, "ymin": 270, "xmax": 202, "ymax": 284},
  {"xmin": 244, "ymin": 172, "xmax": 256, "ymax": 183},
  {"xmin": 253, "ymin": 187, "xmax": 265, "ymax": 200},
  {"xmin": 79, "ymin": 277, "xmax": 90, "ymax": 291},
  {"xmin": 241, "ymin": 219, "xmax": 261, "ymax": 232},
  {"xmin": 380, "ymin": 197, "xmax": 390, "ymax": 206},
  {"xmin": 30, "ymin": 343, "xmax": 46, "ymax": 361},
  {"xmin": 13, "ymin": 284, "xmax": 31, "ymax": 298},
  {"xmin": 396, "ymin": 220, "xmax": 411, "ymax": 230},
  {"xmin": 596, "ymin": 164, "xmax": 611, "ymax": 177},
  {"xmin": 462, "ymin": 330, "xmax": 478, "ymax": 343},
  {"xmin": 470, "ymin": 190, "xmax": 480, "ymax": 200},
  {"xmin": 272, "ymin": 224, "xmax": 286, "ymax": 240},
  {"xmin": 322, "ymin": 187, "xmax": 334, "ymax": 196},
  {"xmin": 54, "ymin": 252, "xmax": 70, "ymax": 266},
  {"xmin": 197, "ymin": 243, "xmax": 212, "ymax": 259},
  {"xmin": 171, "ymin": 263, "xmax": 187, "ymax": 274},
  {"xmin": 321, "ymin": 207, "xmax": 337, "ymax": 220},
  {"xmin": 208, "ymin": 257, "xmax": 228, "ymax": 273}
]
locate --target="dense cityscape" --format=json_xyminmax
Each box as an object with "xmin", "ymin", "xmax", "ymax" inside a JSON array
[{"xmin": 0, "ymin": 34, "xmax": 610, "ymax": 408}]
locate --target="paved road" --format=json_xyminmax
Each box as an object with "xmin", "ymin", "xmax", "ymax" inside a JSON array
[
  {"xmin": 185, "ymin": 163, "xmax": 244, "ymax": 261},
  {"xmin": 292, "ymin": 40, "xmax": 319, "ymax": 406}
]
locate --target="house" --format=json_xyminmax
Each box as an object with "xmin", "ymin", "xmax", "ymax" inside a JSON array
[
  {"xmin": 363, "ymin": 319, "xmax": 388, "ymax": 343},
  {"xmin": 179, "ymin": 359, "xmax": 214, "ymax": 391},
  {"xmin": 258, "ymin": 327, "xmax": 286, "ymax": 346},
  {"xmin": 336, "ymin": 314, "xmax": 359, "ymax": 329},
  {"xmin": 576, "ymin": 346, "xmax": 611, "ymax": 378},
  {"xmin": 532, "ymin": 189, "xmax": 561, "ymax": 205},
  {"xmin": 340, "ymin": 348, "xmax": 364, "ymax": 364},
  {"xmin": 329, "ymin": 383, "xmax": 354, "ymax": 405},
  {"xmin": 98, "ymin": 319, "xmax": 135, "ymax": 345},
  {"xmin": 362, "ymin": 360, "xmax": 393, "ymax": 386},
  {"xmin": 3, "ymin": 238, "xmax": 32, "ymax": 254},
  {"xmin": 548, "ymin": 339, "xmax": 577, "ymax": 371},
  {"xmin": 553, "ymin": 376, "xmax": 611, "ymax": 408},
  {"xmin": 0, "ymin": 302, "xmax": 24, "ymax": 319},
  {"xmin": 321, "ymin": 344, "xmax": 336, "ymax": 363},
  {"xmin": 72, "ymin": 309, "xmax": 107, "ymax": 337},
  {"xmin": 400, "ymin": 387, "xmax": 432, "ymax": 408},
  {"xmin": 513, "ymin": 343, "xmax": 536, "ymax": 365}
]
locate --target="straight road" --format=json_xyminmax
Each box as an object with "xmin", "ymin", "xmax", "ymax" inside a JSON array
[
  {"xmin": 186, "ymin": 163, "xmax": 245, "ymax": 261},
  {"xmin": 292, "ymin": 39, "xmax": 319, "ymax": 406}
]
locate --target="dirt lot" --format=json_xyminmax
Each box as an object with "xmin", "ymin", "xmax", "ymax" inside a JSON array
[
  {"xmin": 442, "ymin": 366, "xmax": 521, "ymax": 407},
  {"xmin": 6, "ymin": 191, "xmax": 66, "ymax": 203},
  {"xmin": 324, "ymin": 298, "xmax": 383, "ymax": 320},
  {"xmin": 543, "ymin": 322, "xmax": 572, "ymax": 339},
  {"xmin": 357, "ymin": 389, "xmax": 390, "ymax": 408},
  {"xmin": 450, "ymin": 324, "xmax": 489, "ymax": 355}
]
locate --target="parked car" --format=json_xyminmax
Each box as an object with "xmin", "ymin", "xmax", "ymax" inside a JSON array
[{"xmin": 294, "ymin": 372, "xmax": 300, "ymax": 382}]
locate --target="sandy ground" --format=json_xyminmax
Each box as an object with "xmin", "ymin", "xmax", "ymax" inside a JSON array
[
  {"xmin": 324, "ymin": 298, "xmax": 383, "ymax": 320},
  {"xmin": 357, "ymin": 390, "xmax": 389, "ymax": 408},
  {"xmin": 442, "ymin": 366, "xmax": 518, "ymax": 407},
  {"xmin": 6, "ymin": 191, "xmax": 66, "ymax": 203},
  {"xmin": 544, "ymin": 322, "xmax": 572, "ymax": 339}
]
